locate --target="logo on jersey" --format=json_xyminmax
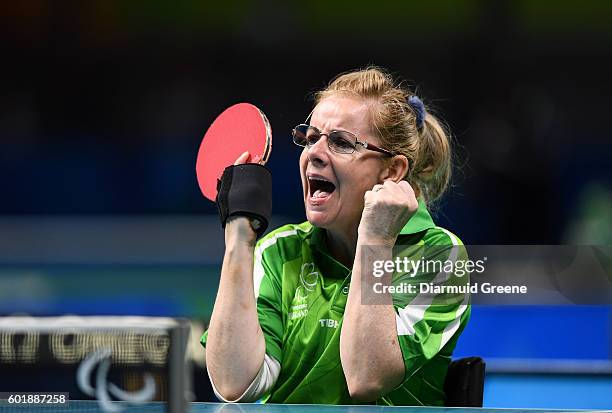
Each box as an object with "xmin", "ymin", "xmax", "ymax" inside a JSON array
[
  {"xmin": 319, "ymin": 319, "xmax": 339, "ymax": 329},
  {"xmin": 289, "ymin": 263, "xmax": 320, "ymax": 321},
  {"xmin": 300, "ymin": 262, "xmax": 319, "ymax": 291}
]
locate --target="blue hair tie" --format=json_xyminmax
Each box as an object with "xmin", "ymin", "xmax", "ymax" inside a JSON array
[{"xmin": 408, "ymin": 95, "xmax": 426, "ymax": 130}]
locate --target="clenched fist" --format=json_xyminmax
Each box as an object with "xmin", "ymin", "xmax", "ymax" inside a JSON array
[{"xmin": 358, "ymin": 180, "xmax": 419, "ymax": 246}]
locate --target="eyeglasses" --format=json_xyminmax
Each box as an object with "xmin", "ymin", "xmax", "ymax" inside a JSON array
[{"xmin": 292, "ymin": 124, "xmax": 395, "ymax": 156}]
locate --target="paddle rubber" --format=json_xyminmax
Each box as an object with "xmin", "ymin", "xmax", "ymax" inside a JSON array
[{"xmin": 196, "ymin": 103, "xmax": 271, "ymax": 201}]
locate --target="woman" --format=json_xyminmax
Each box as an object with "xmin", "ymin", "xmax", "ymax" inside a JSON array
[{"xmin": 202, "ymin": 67, "xmax": 470, "ymax": 405}]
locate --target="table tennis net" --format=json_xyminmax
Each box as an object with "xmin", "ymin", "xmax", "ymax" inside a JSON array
[{"xmin": 0, "ymin": 316, "xmax": 190, "ymax": 413}]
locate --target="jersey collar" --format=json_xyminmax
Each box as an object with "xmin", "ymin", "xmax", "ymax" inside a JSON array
[
  {"xmin": 309, "ymin": 225, "xmax": 351, "ymax": 275},
  {"xmin": 306, "ymin": 199, "xmax": 434, "ymax": 277},
  {"xmin": 399, "ymin": 198, "xmax": 436, "ymax": 235}
]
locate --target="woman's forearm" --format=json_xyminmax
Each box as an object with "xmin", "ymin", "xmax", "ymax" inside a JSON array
[
  {"xmin": 340, "ymin": 239, "xmax": 404, "ymax": 401},
  {"xmin": 205, "ymin": 217, "xmax": 266, "ymax": 400}
]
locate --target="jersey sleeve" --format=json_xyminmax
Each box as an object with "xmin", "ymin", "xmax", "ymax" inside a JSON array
[
  {"xmin": 389, "ymin": 232, "xmax": 471, "ymax": 389},
  {"xmin": 200, "ymin": 235, "xmax": 284, "ymax": 364}
]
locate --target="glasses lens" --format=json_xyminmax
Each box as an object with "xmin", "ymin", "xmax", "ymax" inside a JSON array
[
  {"xmin": 328, "ymin": 131, "xmax": 356, "ymax": 154},
  {"xmin": 292, "ymin": 125, "xmax": 309, "ymax": 147},
  {"xmin": 304, "ymin": 127, "xmax": 321, "ymax": 146},
  {"xmin": 294, "ymin": 125, "xmax": 323, "ymax": 147}
]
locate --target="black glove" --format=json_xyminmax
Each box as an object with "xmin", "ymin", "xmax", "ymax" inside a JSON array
[{"xmin": 215, "ymin": 164, "xmax": 272, "ymax": 238}]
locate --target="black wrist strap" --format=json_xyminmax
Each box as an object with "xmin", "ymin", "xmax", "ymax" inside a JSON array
[{"xmin": 216, "ymin": 164, "xmax": 272, "ymax": 238}]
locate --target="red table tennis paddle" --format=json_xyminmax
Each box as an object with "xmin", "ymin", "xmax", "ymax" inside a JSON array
[{"xmin": 196, "ymin": 103, "xmax": 272, "ymax": 201}]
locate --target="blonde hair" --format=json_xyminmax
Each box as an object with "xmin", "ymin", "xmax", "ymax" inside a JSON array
[{"xmin": 314, "ymin": 67, "xmax": 452, "ymax": 203}]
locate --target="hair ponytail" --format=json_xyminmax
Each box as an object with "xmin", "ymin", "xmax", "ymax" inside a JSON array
[{"xmin": 412, "ymin": 113, "xmax": 452, "ymax": 202}]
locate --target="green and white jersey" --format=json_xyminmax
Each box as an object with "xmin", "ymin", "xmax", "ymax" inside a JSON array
[{"xmin": 201, "ymin": 200, "xmax": 471, "ymax": 406}]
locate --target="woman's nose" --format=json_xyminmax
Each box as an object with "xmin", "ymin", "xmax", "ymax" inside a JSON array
[{"xmin": 307, "ymin": 135, "xmax": 330, "ymax": 166}]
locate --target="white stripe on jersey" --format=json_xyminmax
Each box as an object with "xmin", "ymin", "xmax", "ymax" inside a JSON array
[
  {"xmin": 253, "ymin": 229, "xmax": 298, "ymax": 298},
  {"xmin": 395, "ymin": 227, "xmax": 463, "ymax": 337}
]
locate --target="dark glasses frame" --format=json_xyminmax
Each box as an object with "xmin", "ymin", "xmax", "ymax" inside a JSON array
[{"xmin": 292, "ymin": 124, "xmax": 396, "ymax": 157}]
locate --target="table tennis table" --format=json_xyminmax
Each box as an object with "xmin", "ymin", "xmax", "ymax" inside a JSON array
[{"xmin": 2, "ymin": 401, "xmax": 608, "ymax": 413}]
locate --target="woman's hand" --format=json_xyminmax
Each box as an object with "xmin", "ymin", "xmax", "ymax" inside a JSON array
[
  {"xmin": 224, "ymin": 151, "xmax": 262, "ymax": 247},
  {"xmin": 358, "ymin": 180, "xmax": 419, "ymax": 246}
]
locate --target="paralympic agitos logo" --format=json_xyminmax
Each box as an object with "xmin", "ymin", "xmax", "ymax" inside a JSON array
[{"xmin": 77, "ymin": 347, "xmax": 156, "ymax": 412}]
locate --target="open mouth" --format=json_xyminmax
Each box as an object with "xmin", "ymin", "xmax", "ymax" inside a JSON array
[{"xmin": 308, "ymin": 177, "xmax": 336, "ymax": 199}]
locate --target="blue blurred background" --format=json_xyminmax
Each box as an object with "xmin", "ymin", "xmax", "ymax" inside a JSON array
[{"xmin": 1, "ymin": 0, "xmax": 611, "ymax": 408}]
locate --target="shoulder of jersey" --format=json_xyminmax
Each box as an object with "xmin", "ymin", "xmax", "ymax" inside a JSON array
[{"xmin": 421, "ymin": 226, "xmax": 464, "ymax": 247}]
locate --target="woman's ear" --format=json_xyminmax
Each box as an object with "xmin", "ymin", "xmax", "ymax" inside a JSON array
[{"xmin": 380, "ymin": 155, "xmax": 409, "ymax": 182}]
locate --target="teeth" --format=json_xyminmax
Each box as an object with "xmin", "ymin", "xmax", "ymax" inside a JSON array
[{"xmin": 312, "ymin": 189, "xmax": 329, "ymax": 198}]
